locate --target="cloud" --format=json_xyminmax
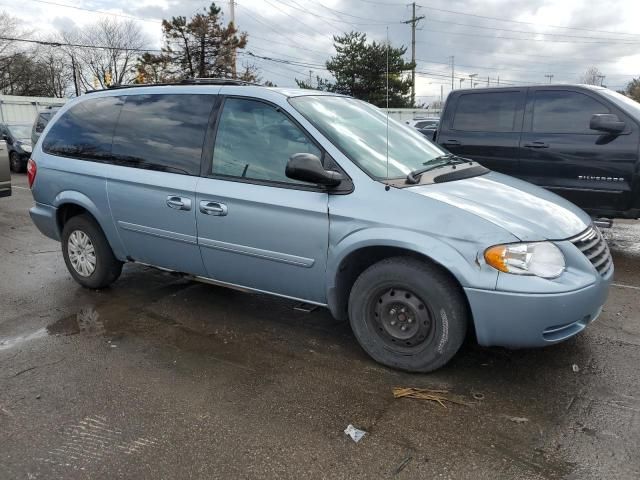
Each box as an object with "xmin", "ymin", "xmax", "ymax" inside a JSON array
[{"xmin": 2, "ymin": 0, "xmax": 638, "ymax": 99}]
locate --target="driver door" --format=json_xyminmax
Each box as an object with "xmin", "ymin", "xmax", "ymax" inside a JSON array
[{"xmin": 196, "ymin": 97, "xmax": 330, "ymax": 303}]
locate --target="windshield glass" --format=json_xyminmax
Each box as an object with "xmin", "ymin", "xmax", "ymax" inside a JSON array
[
  {"xmin": 289, "ymin": 95, "xmax": 447, "ymax": 179},
  {"xmin": 600, "ymin": 88, "xmax": 640, "ymax": 119},
  {"xmin": 8, "ymin": 125, "xmax": 31, "ymax": 140}
]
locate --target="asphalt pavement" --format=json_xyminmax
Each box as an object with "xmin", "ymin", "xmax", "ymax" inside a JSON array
[{"xmin": 1, "ymin": 173, "xmax": 639, "ymax": 479}]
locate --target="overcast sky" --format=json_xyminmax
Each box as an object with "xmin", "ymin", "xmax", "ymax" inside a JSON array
[{"xmin": 3, "ymin": 0, "xmax": 640, "ymax": 103}]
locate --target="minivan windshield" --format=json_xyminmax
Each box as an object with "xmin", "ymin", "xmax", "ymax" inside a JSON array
[
  {"xmin": 8, "ymin": 124, "xmax": 31, "ymax": 141},
  {"xmin": 290, "ymin": 95, "xmax": 447, "ymax": 180}
]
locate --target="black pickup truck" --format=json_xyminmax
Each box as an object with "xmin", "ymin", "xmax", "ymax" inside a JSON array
[{"xmin": 435, "ymin": 84, "xmax": 640, "ymax": 219}]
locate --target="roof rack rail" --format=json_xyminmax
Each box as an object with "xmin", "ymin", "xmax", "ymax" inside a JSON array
[
  {"xmin": 85, "ymin": 78, "xmax": 256, "ymax": 94},
  {"xmin": 180, "ymin": 78, "xmax": 257, "ymax": 86}
]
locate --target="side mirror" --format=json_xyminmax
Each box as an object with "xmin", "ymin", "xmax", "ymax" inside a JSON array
[
  {"xmin": 590, "ymin": 114, "xmax": 625, "ymax": 134},
  {"xmin": 286, "ymin": 153, "xmax": 343, "ymax": 187}
]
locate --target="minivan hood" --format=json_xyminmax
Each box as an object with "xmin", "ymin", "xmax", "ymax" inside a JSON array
[{"xmin": 408, "ymin": 172, "xmax": 591, "ymax": 241}]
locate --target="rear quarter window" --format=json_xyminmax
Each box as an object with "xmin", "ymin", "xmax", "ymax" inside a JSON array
[
  {"xmin": 42, "ymin": 96, "xmax": 123, "ymax": 160},
  {"xmin": 452, "ymin": 92, "xmax": 520, "ymax": 132}
]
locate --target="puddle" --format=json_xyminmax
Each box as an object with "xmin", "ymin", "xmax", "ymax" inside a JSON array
[{"xmin": 0, "ymin": 328, "xmax": 48, "ymax": 351}]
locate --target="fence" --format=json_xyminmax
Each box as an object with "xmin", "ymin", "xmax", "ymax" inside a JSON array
[
  {"xmin": 0, "ymin": 95, "xmax": 67, "ymax": 125},
  {"xmin": 383, "ymin": 108, "xmax": 441, "ymax": 124}
]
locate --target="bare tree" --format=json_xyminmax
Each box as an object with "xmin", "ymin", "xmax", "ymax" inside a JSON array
[
  {"xmin": 581, "ymin": 66, "xmax": 606, "ymax": 86},
  {"xmin": 61, "ymin": 18, "xmax": 147, "ymax": 90}
]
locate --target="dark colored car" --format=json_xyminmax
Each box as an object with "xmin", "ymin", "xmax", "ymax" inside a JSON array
[
  {"xmin": 436, "ymin": 85, "xmax": 640, "ymax": 219},
  {"xmin": 1, "ymin": 123, "xmax": 33, "ymax": 173},
  {"xmin": 32, "ymin": 107, "xmax": 61, "ymax": 146}
]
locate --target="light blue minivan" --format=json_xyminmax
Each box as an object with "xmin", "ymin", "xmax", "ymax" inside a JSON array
[{"xmin": 28, "ymin": 80, "xmax": 612, "ymax": 372}]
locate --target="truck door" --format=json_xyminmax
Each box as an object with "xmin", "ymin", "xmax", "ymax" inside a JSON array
[
  {"xmin": 519, "ymin": 87, "xmax": 638, "ymax": 214},
  {"xmin": 437, "ymin": 89, "xmax": 525, "ymax": 175}
]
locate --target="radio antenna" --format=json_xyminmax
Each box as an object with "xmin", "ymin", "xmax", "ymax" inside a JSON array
[{"xmin": 385, "ymin": 26, "xmax": 390, "ymax": 181}]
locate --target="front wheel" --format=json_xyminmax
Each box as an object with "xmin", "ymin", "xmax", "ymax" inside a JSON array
[
  {"xmin": 348, "ymin": 257, "xmax": 468, "ymax": 372},
  {"xmin": 61, "ymin": 214, "xmax": 123, "ymax": 289}
]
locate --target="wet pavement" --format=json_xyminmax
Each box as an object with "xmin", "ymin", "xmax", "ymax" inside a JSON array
[{"xmin": 1, "ymin": 173, "xmax": 639, "ymax": 479}]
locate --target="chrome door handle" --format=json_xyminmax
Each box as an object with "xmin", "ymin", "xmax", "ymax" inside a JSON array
[
  {"xmin": 200, "ymin": 201, "xmax": 228, "ymax": 216},
  {"xmin": 166, "ymin": 196, "xmax": 192, "ymax": 211}
]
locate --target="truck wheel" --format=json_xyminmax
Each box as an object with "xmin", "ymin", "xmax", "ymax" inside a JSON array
[
  {"xmin": 348, "ymin": 257, "xmax": 468, "ymax": 372},
  {"xmin": 9, "ymin": 152, "xmax": 24, "ymax": 173},
  {"xmin": 61, "ymin": 214, "xmax": 123, "ymax": 289}
]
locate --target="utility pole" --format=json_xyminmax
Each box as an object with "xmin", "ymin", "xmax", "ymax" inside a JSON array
[
  {"xmin": 230, "ymin": 0, "xmax": 237, "ymax": 79},
  {"xmin": 450, "ymin": 56, "xmax": 455, "ymax": 90},
  {"xmin": 309, "ymin": 70, "xmax": 313, "ymax": 87},
  {"xmin": 487, "ymin": 76, "xmax": 490, "ymax": 87},
  {"xmin": 459, "ymin": 78, "xmax": 464, "ymax": 89},
  {"xmin": 469, "ymin": 73, "xmax": 477, "ymax": 88},
  {"xmin": 440, "ymin": 84, "xmax": 443, "ymax": 104},
  {"xmin": 545, "ymin": 74, "xmax": 554, "ymax": 83},
  {"xmin": 402, "ymin": 3, "xmax": 425, "ymax": 106},
  {"xmin": 497, "ymin": 75, "xmax": 500, "ymax": 86},
  {"xmin": 596, "ymin": 74, "xmax": 606, "ymax": 86}
]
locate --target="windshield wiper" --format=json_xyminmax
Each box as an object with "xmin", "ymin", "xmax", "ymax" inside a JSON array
[{"xmin": 405, "ymin": 154, "xmax": 468, "ymax": 184}]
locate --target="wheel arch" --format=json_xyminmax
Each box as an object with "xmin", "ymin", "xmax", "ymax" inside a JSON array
[
  {"xmin": 53, "ymin": 191, "xmax": 126, "ymax": 261},
  {"xmin": 326, "ymin": 231, "xmax": 477, "ymax": 322}
]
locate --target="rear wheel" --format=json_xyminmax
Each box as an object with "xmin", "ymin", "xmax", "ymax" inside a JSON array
[
  {"xmin": 348, "ymin": 257, "xmax": 468, "ymax": 372},
  {"xmin": 9, "ymin": 152, "xmax": 24, "ymax": 173},
  {"xmin": 61, "ymin": 214, "xmax": 123, "ymax": 289}
]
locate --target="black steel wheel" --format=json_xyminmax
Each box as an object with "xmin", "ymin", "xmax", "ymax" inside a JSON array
[{"xmin": 349, "ymin": 256, "xmax": 468, "ymax": 372}]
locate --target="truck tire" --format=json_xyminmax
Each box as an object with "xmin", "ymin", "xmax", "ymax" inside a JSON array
[
  {"xmin": 348, "ymin": 256, "xmax": 468, "ymax": 372},
  {"xmin": 61, "ymin": 214, "xmax": 123, "ymax": 289}
]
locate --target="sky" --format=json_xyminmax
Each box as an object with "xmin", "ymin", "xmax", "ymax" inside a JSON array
[{"xmin": 2, "ymin": 0, "xmax": 640, "ymax": 104}]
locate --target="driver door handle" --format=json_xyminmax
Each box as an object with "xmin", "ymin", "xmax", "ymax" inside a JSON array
[
  {"xmin": 200, "ymin": 201, "xmax": 228, "ymax": 216},
  {"xmin": 442, "ymin": 139, "xmax": 461, "ymax": 146},
  {"xmin": 523, "ymin": 141, "xmax": 549, "ymax": 148}
]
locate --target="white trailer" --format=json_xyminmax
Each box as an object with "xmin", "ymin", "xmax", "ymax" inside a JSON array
[{"xmin": 0, "ymin": 95, "xmax": 67, "ymax": 125}]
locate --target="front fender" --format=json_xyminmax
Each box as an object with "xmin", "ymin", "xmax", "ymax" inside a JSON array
[{"xmin": 327, "ymin": 227, "xmax": 498, "ymax": 291}]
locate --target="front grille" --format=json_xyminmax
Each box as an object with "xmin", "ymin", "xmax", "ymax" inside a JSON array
[{"xmin": 570, "ymin": 226, "xmax": 613, "ymax": 276}]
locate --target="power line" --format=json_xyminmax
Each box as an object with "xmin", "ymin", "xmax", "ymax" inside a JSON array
[
  {"xmin": 424, "ymin": 17, "xmax": 640, "ymax": 42},
  {"xmin": 0, "ymin": 35, "xmax": 161, "ymax": 52}
]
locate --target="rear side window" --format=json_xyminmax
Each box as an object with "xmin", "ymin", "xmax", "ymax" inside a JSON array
[
  {"xmin": 532, "ymin": 90, "xmax": 610, "ymax": 133},
  {"xmin": 453, "ymin": 92, "xmax": 520, "ymax": 132},
  {"xmin": 42, "ymin": 96, "xmax": 122, "ymax": 160},
  {"xmin": 112, "ymin": 94, "xmax": 216, "ymax": 175}
]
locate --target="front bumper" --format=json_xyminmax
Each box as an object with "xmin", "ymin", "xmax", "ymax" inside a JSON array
[
  {"xmin": 465, "ymin": 269, "xmax": 612, "ymax": 348},
  {"xmin": 29, "ymin": 202, "xmax": 60, "ymax": 241}
]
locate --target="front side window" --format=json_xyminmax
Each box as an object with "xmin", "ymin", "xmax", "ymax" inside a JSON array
[
  {"xmin": 532, "ymin": 91, "xmax": 610, "ymax": 133},
  {"xmin": 112, "ymin": 94, "xmax": 216, "ymax": 175},
  {"xmin": 42, "ymin": 96, "xmax": 122, "ymax": 160},
  {"xmin": 290, "ymin": 95, "xmax": 446, "ymax": 180},
  {"xmin": 453, "ymin": 92, "xmax": 520, "ymax": 132},
  {"xmin": 212, "ymin": 98, "xmax": 321, "ymax": 184}
]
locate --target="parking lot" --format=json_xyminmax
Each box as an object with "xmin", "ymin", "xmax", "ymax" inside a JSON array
[{"xmin": 1, "ymin": 172, "xmax": 639, "ymax": 479}]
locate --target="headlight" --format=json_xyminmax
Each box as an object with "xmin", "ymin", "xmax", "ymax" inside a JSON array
[
  {"xmin": 21, "ymin": 144, "xmax": 32, "ymax": 153},
  {"xmin": 484, "ymin": 242, "xmax": 565, "ymax": 279}
]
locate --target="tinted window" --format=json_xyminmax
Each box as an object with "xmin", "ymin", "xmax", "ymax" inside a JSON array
[
  {"xmin": 415, "ymin": 120, "xmax": 438, "ymax": 129},
  {"xmin": 453, "ymin": 92, "xmax": 519, "ymax": 132},
  {"xmin": 112, "ymin": 94, "xmax": 215, "ymax": 175},
  {"xmin": 532, "ymin": 90, "xmax": 610, "ymax": 133},
  {"xmin": 212, "ymin": 98, "xmax": 321, "ymax": 184},
  {"xmin": 42, "ymin": 96, "xmax": 122, "ymax": 160}
]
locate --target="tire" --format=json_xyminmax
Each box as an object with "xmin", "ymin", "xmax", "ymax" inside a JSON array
[
  {"xmin": 348, "ymin": 257, "xmax": 468, "ymax": 372},
  {"xmin": 9, "ymin": 152, "xmax": 24, "ymax": 173},
  {"xmin": 61, "ymin": 214, "xmax": 123, "ymax": 289}
]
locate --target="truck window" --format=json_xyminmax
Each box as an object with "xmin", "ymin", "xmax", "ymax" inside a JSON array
[
  {"xmin": 42, "ymin": 96, "xmax": 123, "ymax": 160},
  {"xmin": 532, "ymin": 90, "xmax": 609, "ymax": 134},
  {"xmin": 452, "ymin": 92, "xmax": 519, "ymax": 132},
  {"xmin": 112, "ymin": 94, "xmax": 216, "ymax": 175}
]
